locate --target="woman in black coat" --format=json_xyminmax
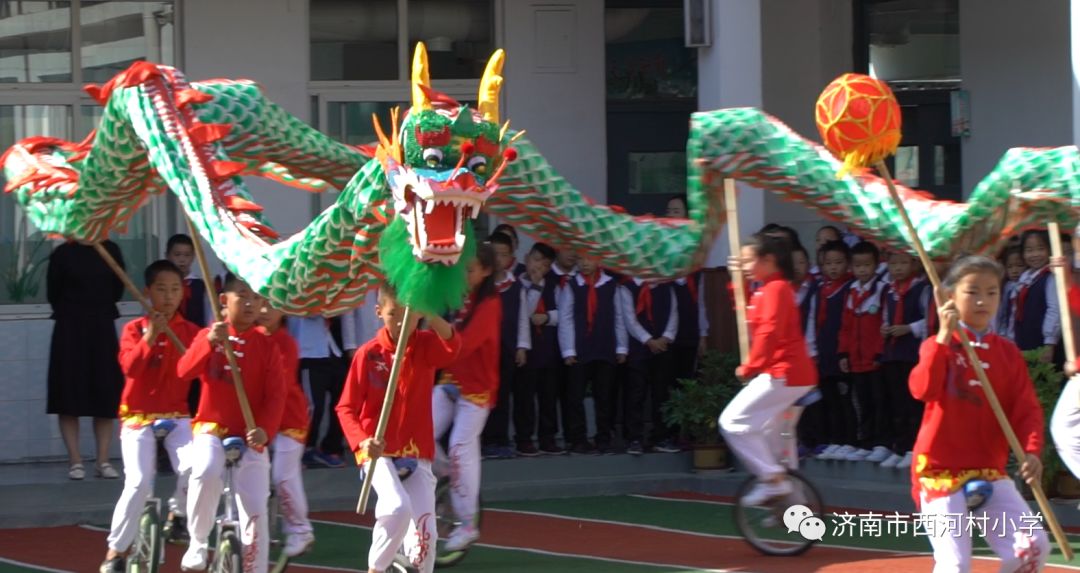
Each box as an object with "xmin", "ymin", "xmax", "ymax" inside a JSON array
[{"xmin": 46, "ymin": 239, "xmax": 125, "ymax": 480}]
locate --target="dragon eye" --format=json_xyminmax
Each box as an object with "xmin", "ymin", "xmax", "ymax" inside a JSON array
[
  {"xmin": 467, "ymin": 155, "xmax": 488, "ymax": 175},
  {"xmin": 422, "ymin": 148, "xmax": 444, "ymax": 167}
]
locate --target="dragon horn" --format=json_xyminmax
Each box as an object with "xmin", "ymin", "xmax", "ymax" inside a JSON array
[
  {"xmin": 412, "ymin": 42, "xmax": 432, "ymax": 111},
  {"xmin": 478, "ymin": 49, "xmax": 505, "ymax": 124}
]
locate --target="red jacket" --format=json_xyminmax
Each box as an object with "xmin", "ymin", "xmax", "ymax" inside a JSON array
[
  {"xmin": 741, "ymin": 274, "xmax": 817, "ymax": 387},
  {"xmin": 177, "ymin": 323, "xmax": 287, "ymax": 441},
  {"xmin": 838, "ymin": 278, "xmax": 886, "ymax": 373},
  {"xmin": 444, "ymin": 295, "xmax": 502, "ymax": 408},
  {"xmin": 909, "ymin": 331, "xmax": 1043, "ymax": 507},
  {"xmin": 264, "ymin": 326, "xmax": 307, "ymax": 440},
  {"xmin": 118, "ymin": 313, "xmax": 201, "ymax": 425},
  {"xmin": 337, "ymin": 326, "xmax": 459, "ymax": 463},
  {"xmin": 1068, "ymin": 283, "xmax": 1080, "ymax": 316}
]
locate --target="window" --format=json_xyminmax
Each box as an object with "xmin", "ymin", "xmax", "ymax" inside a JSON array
[
  {"xmin": 0, "ymin": 0, "xmax": 178, "ymax": 307},
  {"xmin": 606, "ymin": 4, "xmax": 698, "ymax": 100},
  {"xmin": 858, "ymin": 0, "xmax": 959, "ymax": 82},
  {"xmin": 310, "ymin": 0, "xmax": 494, "ymax": 82}
]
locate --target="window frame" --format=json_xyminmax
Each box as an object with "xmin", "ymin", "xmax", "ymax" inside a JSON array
[{"xmin": 0, "ymin": 0, "xmax": 183, "ymax": 317}]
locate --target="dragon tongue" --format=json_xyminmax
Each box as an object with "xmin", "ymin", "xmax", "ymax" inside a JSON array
[{"xmin": 422, "ymin": 202, "xmax": 458, "ymax": 248}]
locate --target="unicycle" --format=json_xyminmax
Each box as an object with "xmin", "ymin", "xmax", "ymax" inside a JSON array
[
  {"xmin": 733, "ymin": 388, "xmax": 826, "ymax": 557},
  {"xmin": 433, "ymin": 476, "xmax": 483, "ymax": 568},
  {"xmin": 127, "ymin": 419, "xmax": 180, "ymax": 573},
  {"xmin": 210, "ymin": 437, "xmax": 246, "ymax": 573},
  {"xmin": 268, "ymin": 489, "xmax": 292, "ymax": 573}
]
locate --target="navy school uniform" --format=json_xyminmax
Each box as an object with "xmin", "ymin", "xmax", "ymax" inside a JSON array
[
  {"xmin": 808, "ymin": 276, "xmax": 856, "ymax": 445},
  {"xmin": 880, "ymin": 275, "xmax": 931, "ymax": 454},
  {"xmin": 514, "ymin": 273, "xmax": 562, "ymax": 448},
  {"xmin": 482, "ymin": 271, "xmax": 521, "ymax": 450},
  {"xmin": 618, "ymin": 279, "xmax": 678, "ymax": 445},
  {"xmin": 179, "ymin": 273, "xmax": 212, "ymax": 415},
  {"xmin": 557, "ymin": 271, "xmax": 628, "ymax": 448},
  {"xmin": 1012, "ymin": 266, "xmax": 1061, "ymax": 353},
  {"xmin": 670, "ymin": 273, "xmax": 709, "ymax": 381}
]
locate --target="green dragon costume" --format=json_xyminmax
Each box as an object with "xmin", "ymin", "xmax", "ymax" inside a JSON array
[{"xmin": 4, "ymin": 44, "xmax": 1080, "ymax": 316}]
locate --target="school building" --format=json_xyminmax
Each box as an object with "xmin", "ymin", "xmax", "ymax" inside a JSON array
[{"xmin": 0, "ymin": 0, "xmax": 1073, "ymax": 461}]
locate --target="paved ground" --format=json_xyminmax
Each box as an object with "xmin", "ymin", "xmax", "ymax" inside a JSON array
[{"xmin": 3, "ymin": 491, "xmax": 1080, "ymax": 572}]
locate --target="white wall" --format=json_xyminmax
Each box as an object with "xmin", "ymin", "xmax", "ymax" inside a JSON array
[
  {"xmin": 698, "ymin": 0, "xmax": 764, "ymax": 266},
  {"xmin": 960, "ymin": 0, "xmax": 1072, "ymax": 195},
  {"xmin": 182, "ymin": 0, "xmax": 312, "ymax": 237}
]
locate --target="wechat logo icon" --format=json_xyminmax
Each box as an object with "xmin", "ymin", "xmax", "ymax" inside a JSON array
[{"xmin": 785, "ymin": 504, "xmax": 825, "ymax": 541}]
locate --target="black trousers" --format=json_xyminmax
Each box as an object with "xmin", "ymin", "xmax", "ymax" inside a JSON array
[
  {"xmin": 819, "ymin": 375, "xmax": 857, "ymax": 445},
  {"xmin": 851, "ymin": 370, "xmax": 889, "ymax": 448},
  {"xmin": 882, "ymin": 361, "xmax": 921, "ymax": 453},
  {"xmin": 301, "ymin": 356, "xmax": 347, "ymax": 455},
  {"xmin": 566, "ymin": 360, "xmax": 615, "ymax": 446},
  {"xmin": 483, "ymin": 354, "xmax": 515, "ymax": 447},
  {"xmin": 514, "ymin": 365, "xmax": 562, "ymax": 445},
  {"xmin": 625, "ymin": 351, "xmax": 674, "ymax": 443},
  {"xmin": 670, "ymin": 343, "xmax": 700, "ymax": 383}
]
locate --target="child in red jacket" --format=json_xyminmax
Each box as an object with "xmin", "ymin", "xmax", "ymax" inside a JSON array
[
  {"xmin": 434, "ymin": 243, "xmax": 501, "ymax": 552},
  {"xmin": 720, "ymin": 234, "xmax": 817, "ymax": 507},
  {"xmin": 177, "ymin": 274, "xmax": 287, "ymax": 572},
  {"xmin": 838, "ymin": 241, "xmax": 887, "ymax": 462},
  {"xmin": 258, "ymin": 301, "xmax": 315, "ymax": 559},
  {"xmin": 336, "ymin": 283, "xmax": 458, "ymax": 573},
  {"xmin": 100, "ymin": 261, "xmax": 201, "ymax": 573},
  {"xmin": 911, "ymin": 256, "xmax": 1046, "ymax": 572},
  {"xmin": 1049, "ymin": 248, "xmax": 1080, "ymax": 489}
]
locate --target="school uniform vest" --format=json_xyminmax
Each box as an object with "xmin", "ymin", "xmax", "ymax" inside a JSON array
[
  {"xmin": 499, "ymin": 279, "xmax": 523, "ymax": 360},
  {"xmin": 525, "ymin": 279, "xmax": 561, "ymax": 369},
  {"xmin": 1014, "ymin": 270, "xmax": 1050, "ymax": 351},
  {"xmin": 183, "ymin": 278, "xmax": 208, "ymax": 327},
  {"xmin": 571, "ymin": 278, "xmax": 619, "ymax": 364},
  {"xmin": 881, "ymin": 280, "xmax": 930, "ymax": 363},
  {"xmin": 672, "ymin": 273, "xmax": 700, "ymax": 348},
  {"xmin": 816, "ymin": 282, "xmax": 851, "ymax": 377},
  {"xmin": 624, "ymin": 281, "xmax": 674, "ymax": 363}
]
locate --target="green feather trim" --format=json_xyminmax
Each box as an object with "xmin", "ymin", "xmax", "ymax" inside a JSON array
[{"xmin": 378, "ymin": 217, "xmax": 473, "ymax": 316}]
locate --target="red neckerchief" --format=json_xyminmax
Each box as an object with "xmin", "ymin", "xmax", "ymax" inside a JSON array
[
  {"xmin": 1015, "ymin": 266, "xmax": 1050, "ymax": 323},
  {"xmin": 636, "ymin": 282, "xmax": 654, "ymax": 323},
  {"xmin": 687, "ymin": 275, "xmax": 698, "ymax": 303},
  {"xmin": 496, "ymin": 271, "xmax": 516, "ymax": 293},
  {"xmin": 584, "ymin": 271, "xmax": 600, "ymax": 334},
  {"xmin": 454, "ymin": 294, "xmax": 475, "ymax": 328},
  {"xmin": 847, "ymin": 278, "xmax": 877, "ymax": 314},
  {"xmin": 178, "ymin": 278, "xmax": 192, "ymax": 319},
  {"xmin": 528, "ymin": 279, "xmax": 546, "ymax": 335},
  {"xmin": 889, "ymin": 276, "xmax": 916, "ymax": 327},
  {"xmin": 817, "ymin": 273, "xmax": 852, "ymax": 328}
]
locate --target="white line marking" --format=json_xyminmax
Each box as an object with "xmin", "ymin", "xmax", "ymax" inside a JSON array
[{"xmin": 0, "ymin": 556, "xmax": 72, "ymax": 573}]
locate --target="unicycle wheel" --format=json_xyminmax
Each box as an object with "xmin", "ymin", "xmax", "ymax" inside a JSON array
[
  {"xmin": 733, "ymin": 470, "xmax": 825, "ymax": 557},
  {"xmin": 211, "ymin": 530, "xmax": 243, "ymax": 573},
  {"xmin": 127, "ymin": 503, "xmax": 161, "ymax": 573},
  {"xmin": 434, "ymin": 477, "xmax": 482, "ymax": 568}
]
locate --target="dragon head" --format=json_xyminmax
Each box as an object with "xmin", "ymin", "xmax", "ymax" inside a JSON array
[{"xmin": 374, "ymin": 43, "xmax": 515, "ymax": 266}]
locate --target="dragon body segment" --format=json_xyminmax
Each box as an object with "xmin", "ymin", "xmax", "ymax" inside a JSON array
[{"xmin": 4, "ymin": 54, "xmax": 1080, "ymax": 317}]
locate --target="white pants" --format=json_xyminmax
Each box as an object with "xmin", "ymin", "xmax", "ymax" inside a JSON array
[
  {"xmin": 271, "ymin": 435, "xmax": 312, "ymax": 536},
  {"xmin": 1051, "ymin": 374, "xmax": 1080, "ymax": 480},
  {"xmin": 186, "ymin": 433, "xmax": 270, "ymax": 573},
  {"xmin": 432, "ymin": 386, "xmax": 489, "ymax": 524},
  {"xmin": 368, "ymin": 458, "xmax": 437, "ymax": 573},
  {"xmin": 719, "ymin": 374, "xmax": 813, "ymax": 478},
  {"xmin": 106, "ymin": 419, "xmax": 193, "ymax": 552},
  {"xmin": 919, "ymin": 480, "xmax": 1049, "ymax": 572}
]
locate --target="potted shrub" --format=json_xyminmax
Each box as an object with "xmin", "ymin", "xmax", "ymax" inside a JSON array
[
  {"xmin": 1021, "ymin": 349, "xmax": 1071, "ymax": 497},
  {"xmin": 662, "ymin": 351, "xmax": 742, "ymax": 470}
]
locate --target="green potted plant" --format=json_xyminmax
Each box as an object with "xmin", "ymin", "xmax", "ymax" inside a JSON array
[
  {"xmin": 3, "ymin": 236, "xmax": 49, "ymax": 303},
  {"xmin": 1021, "ymin": 349, "xmax": 1069, "ymax": 497},
  {"xmin": 662, "ymin": 351, "xmax": 742, "ymax": 470}
]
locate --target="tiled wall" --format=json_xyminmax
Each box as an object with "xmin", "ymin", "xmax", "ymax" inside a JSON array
[{"xmin": 0, "ymin": 314, "xmax": 137, "ymax": 463}]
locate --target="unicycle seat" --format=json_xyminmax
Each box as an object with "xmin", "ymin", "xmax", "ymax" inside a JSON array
[
  {"xmin": 795, "ymin": 388, "xmax": 822, "ymax": 407},
  {"xmin": 223, "ymin": 437, "xmax": 246, "ymax": 464},
  {"xmin": 151, "ymin": 418, "xmax": 177, "ymax": 439}
]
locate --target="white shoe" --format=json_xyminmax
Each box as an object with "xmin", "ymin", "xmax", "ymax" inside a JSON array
[
  {"xmin": 740, "ymin": 479, "xmax": 794, "ymax": 506},
  {"xmin": 895, "ymin": 451, "xmax": 913, "ymax": 469},
  {"xmin": 284, "ymin": 531, "xmax": 315, "ymax": 558},
  {"xmin": 844, "ymin": 448, "xmax": 872, "ymax": 461},
  {"xmin": 444, "ymin": 524, "xmax": 480, "ymax": 552},
  {"xmin": 866, "ymin": 446, "xmax": 893, "ymax": 463},
  {"xmin": 816, "ymin": 444, "xmax": 841, "ymax": 460},
  {"xmin": 880, "ymin": 453, "xmax": 903, "ymax": 468},
  {"xmin": 181, "ymin": 544, "xmax": 208, "ymax": 571},
  {"xmin": 830, "ymin": 445, "xmax": 856, "ymax": 460}
]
